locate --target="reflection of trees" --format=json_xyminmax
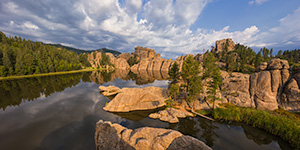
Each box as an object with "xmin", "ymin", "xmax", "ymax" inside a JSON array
[
  {"xmin": 177, "ymin": 117, "xmax": 200, "ymax": 137},
  {"xmin": 0, "ymin": 72, "xmax": 92, "ymax": 110},
  {"xmin": 197, "ymin": 117, "xmax": 219, "ymax": 147},
  {"xmin": 166, "ymin": 117, "xmax": 219, "ymax": 147},
  {"xmin": 241, "ymin": 122, "xmax": 292, "ymax": 149}
]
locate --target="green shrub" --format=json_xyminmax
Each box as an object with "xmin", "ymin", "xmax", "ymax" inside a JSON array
[{"xmin": 213, "ymin": 104, "xmax": 300, "ymax": 149}]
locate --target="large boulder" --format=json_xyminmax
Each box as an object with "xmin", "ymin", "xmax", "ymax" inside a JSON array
[
  {"xmin": 95, "ymin": 120, "xmax": 212, "ymax": 150},
  {"xmin": 250, "ymin": 71, "xmax": 278, "ymax": 110},
  {"xmin": 221, "ymin": 72, "xmax": 254, "ymax": 108},
  {"xmin": 280, "ymin": 79, "xmax": 300, "ymax": 111},
  {"xmin": 114, "ymin": 58, "xmax": 130, "ymax": 70},
  {"xmin": 103, "ymin": 86, "xmax": 168, "ymax": 112},
  {"xmin": 267, "ymin": 58, "xmax": 289, "ymax": 70}
]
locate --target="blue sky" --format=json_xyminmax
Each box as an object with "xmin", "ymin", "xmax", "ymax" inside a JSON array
[{"xmin": 0, "ymin": 0, "xmax": 300, "ymax": 58}]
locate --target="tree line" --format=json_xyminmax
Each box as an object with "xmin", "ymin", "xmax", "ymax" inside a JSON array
[
  {"xmin": 0, "ymin": 31, "xmax": 91, "ymax": 77},
  {"xmin": 215, "ymin": 43, "xmax": 300, "ymax": 73}
]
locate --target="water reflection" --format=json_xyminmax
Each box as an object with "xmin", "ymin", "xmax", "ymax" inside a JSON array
[
  {"xmin": 0, "ymin": 71, "xmax": 293, "ymax": 150},
  {"xmin": 89, "ymin": 69, "xmax": 169, "ymax": 85},
  {"xmin": 0, "ymin": 72, "xmax": 91, "ymax": 110}
]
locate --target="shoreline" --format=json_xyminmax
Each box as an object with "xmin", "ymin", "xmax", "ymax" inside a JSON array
[{"xmin": 0, "ymin": 68, "xmax": 103, "ymax": 80}]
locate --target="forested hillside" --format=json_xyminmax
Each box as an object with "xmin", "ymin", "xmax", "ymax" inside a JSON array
[
  {"xmin": 45, "ymin": 43, "xmax": 121, "ymax": 56},
  {"xmin": 0, "ymin": 31, "xmax": 88, "ymax": 77}
]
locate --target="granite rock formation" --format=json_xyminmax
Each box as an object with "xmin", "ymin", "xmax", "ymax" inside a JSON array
[
  {"xmin": 103, "ymin": 86, "xmax": 169, "ymax": 112},
  {"xmin": 95, "ymin": 120, "xmax": 212, "ymax": 150},
  {"xmin": 149, "ymin": 108, "xmax": 193, "ymax": 123},
  {"xmin": 211, "ymin": 38, "xmax": 235, "ymax": 53}
]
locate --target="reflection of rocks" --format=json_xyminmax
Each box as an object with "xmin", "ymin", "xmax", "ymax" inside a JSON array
[
  {"xmin": 89, "ymin": 69, "xmax": 130, "ymax": 84},
  {"xmin": 95, "ymin": 120, "xmax": 212, "ymax": 150},
  {"xmin": 149, "ymin": 108, "xmax": 193, "ymax": 123},
  {"xmin": 103, "ymin": 86, "xmax": 168, "ymax": 112}
]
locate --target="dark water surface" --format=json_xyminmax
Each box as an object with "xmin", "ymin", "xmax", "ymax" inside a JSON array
[{"xmin": 0, "ymin": 71, "xmax": 293, "ymax": 150}]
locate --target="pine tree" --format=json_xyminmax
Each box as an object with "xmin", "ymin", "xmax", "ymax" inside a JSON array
[
  {"xmin": 168, "ymin": 61, "xmax": 180, "ymax": 84},
  {"xmin": 207, "ymin": 67, "xmax": 222, "ymax": 110},
  {"xmin": 181, "ymin": 56, "xmax": 202, "ymax": 109}
]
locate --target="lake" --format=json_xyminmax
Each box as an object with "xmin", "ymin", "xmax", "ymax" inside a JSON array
[{"xmin": 0, "ymin": 70, "xmax": 293, "ymax": 150}]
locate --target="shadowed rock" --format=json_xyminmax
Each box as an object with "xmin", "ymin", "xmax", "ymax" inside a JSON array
[{"xmin": 95, "ymin": 120, "xmax": 212, "ymax": 150}]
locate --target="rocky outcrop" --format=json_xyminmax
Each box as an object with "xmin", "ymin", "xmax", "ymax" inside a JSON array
[
  {"xmin": 250, "ymin": 71, "xmax": 278, "ymax": 110},
  {"xmin": 221, "ymin": 72, "xmax": 254, "ymax": 108},
  {"xmin": 149, "ymin": 108, "xmax": 193, "ymax": 123},
  {"xmin": 218, "ymin": 58, "xmax": 292, "ymax": 111},
  {"xmin": 88, "ymin": 51, "xmax": 102, "ymax": 68},
  {"xmin": 115, "ymin": 58, "xmax": 130, "ymax": 70},
  {"xmin": 95, "ymin": 120, "xmax": 212, "ymax": 150},
  {"xmin": 103, "ymin": 86, "xmax": 169, "ymax": 112},
  {"xmin": 117, "ymin": 53, "xmax": 132, "ymax": 61},
  {"xmin": 211, "ymin": 38, "xmax": 235, "ymax": 53},
  {"xmin": 88, "ymin": 51, "xmax": 130, "ymax": 69},
  {"xmin": 280, "ymin": 66, "xmax": 300, "ymax": 111},
  {"xmin": 134, "ymin": 47, "xmax": 157, "ymax": 60}
]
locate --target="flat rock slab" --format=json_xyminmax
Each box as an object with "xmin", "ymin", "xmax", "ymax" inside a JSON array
[
  {"xmin": 149, "ymin": 108, "xmax": 193, "ymax": 123},
  {"xmin": 103, "ymin": 86, "xmax": 169, "ymax": 112}
]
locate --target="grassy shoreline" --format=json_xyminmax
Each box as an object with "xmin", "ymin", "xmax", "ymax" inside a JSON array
[
  {"xmin": 211, "ymin": 104, "xmax": 300, "ymax": 149},
  {"xmin": 0, "ymin": 68, "xmax": 101, "ymax": 80}
]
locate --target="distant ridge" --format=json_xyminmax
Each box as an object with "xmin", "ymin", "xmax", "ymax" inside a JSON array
[{"xmin": 44, "ymin": 43, "xmax": 121, "ymax": 56}]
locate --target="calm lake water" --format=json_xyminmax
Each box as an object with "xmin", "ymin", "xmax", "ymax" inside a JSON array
[{"xmin": 0, "ymin": 70, "xmax": 293, "ymax": 150}]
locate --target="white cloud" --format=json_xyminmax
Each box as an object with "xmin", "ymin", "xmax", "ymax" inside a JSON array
[
  {"xmin": 22, "ymin": 22, "xmax": 39, "ymax": 30},
  {"xmin": 1, "ymin": 0, "xmax": 299, "ymax": 58},
  {"xmin": 249, "ymin": 0, "xmax": 269, "ymax": 5},
  {"xmin": 246, "ymin": 6, "xmax": 300, "ymax": 49}
]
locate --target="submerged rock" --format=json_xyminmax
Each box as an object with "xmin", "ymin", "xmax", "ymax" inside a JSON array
[
  {"xmin": 103, "ymin": 86, "xmax": 169, "ymax": 112},
  {"xmin": 95, "ymin": 120, "xmax": 212, "ymax": 150}
]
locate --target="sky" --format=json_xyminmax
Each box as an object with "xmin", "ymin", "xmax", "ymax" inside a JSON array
[{"xmin": 0, "ymin": 0, "xmax": 300, "ymax": 58}]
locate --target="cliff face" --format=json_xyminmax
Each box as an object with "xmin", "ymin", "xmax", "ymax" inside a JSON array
[
  {"xmin": 218, "ymin": 58, "xmax": 294, "ymax": 111},
  {"xmin": 88, "ymin": 51, "xmax": 130, "ymax": 70}
]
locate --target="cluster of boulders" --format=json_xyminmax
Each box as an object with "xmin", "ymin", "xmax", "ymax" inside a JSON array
[
  {"xmin": 95, "ymin": 120, "xmax": 212, "ymax": 150},
  {"xmin": 217, "ymin": 58, "xmax": 292, "ymax": 111},
  {"xmin": 88, "ymin": 47, "xmax": 206, "ymax": 79}
]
